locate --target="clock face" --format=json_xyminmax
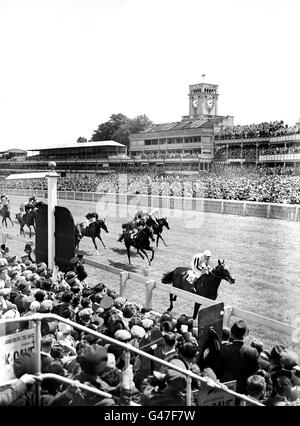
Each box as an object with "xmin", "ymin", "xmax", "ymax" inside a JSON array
[
  {"xmin": 192, "ymin": 97, "xmax": 199, "ymax": 108},
  {"xmin": 206, "ymin": 97, "xmax": 215, "ymax": 110}
]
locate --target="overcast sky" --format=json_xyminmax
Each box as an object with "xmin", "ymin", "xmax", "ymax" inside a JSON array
[{"xmin": 0, "ymin": 0, "xmax": 299, "ymax": 150}]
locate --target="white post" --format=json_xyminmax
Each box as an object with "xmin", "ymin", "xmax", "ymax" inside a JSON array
[{"xmin": 46, "ymin": 163, "xmax": 59, "ymax": 271}]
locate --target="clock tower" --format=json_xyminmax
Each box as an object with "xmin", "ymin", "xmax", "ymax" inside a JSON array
[{"xmin": 189, "ymin": 82, "xmax": 219, "ymax": 117}]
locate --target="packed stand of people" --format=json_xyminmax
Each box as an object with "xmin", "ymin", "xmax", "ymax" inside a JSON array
[
  {"xmin": 215, "ymin": 120, "xmax": 289, "ymax": 140},
  {"xmin": 1, "ymin": 165, "xmax": 300, "ymax": 204},
  {"xmin": 1, "ymin": 242, "xmax": 300, "ymax": 406}
]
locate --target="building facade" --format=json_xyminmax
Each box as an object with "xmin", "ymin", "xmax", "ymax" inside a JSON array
[{"xmin": 129, "ymin": 82, "xmax": 234, "ymax": 172}]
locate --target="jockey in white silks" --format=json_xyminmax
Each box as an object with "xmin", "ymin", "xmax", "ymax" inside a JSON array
[
  {"xmin": 187, "ymin": 250, "xmax": 212, "ymax": 284},
  {"xmin": 149, "ymin": 208, "xmax": 160, "ymax": 226}
]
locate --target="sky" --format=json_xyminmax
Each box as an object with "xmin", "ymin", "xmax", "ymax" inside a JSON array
[{"xmin": 0, "ymin": 0, "xmax": 299, "ymax": 151}]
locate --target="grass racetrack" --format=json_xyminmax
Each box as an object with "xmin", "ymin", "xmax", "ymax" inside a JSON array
[{"xmin": 2, "ymin": 195, "xmax": 300, "ymax": 353}]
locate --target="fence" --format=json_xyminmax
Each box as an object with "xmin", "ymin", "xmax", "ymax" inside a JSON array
[
  {"xmin": 0, "ymin": 314, "xmax": 264, "ymax": 406},
  {"xmin": 3, "ymin": 188, "xmax": 300, "ymax": 221}
]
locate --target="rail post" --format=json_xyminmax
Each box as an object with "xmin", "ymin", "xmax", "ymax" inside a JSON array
[
  {"xmin": 223, "ymin": 305, "xmax": 233, "ymax": 328},
  {"xmin": 34, "ymin": 315, "xmax": 42, "ymax": 406},
  {"xmin": 186, "ymin": 375, "xmax": 192, "ymax": 406},
  {"xmin": 267, "ymin": 204, "xmax": 271, "ymax": 219},
  {"xmin": 119, "ymin": 271, "xmax": 129, "ymax": 297},
  {"xmin": 46, "ymin": 162, "xmax": 59, "ymax": 271},
  {"xmin": 144, "ymin": 280, "xmax": 156, "ymax": 310}
]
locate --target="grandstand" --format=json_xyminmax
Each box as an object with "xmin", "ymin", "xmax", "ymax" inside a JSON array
[{"xmin": 0, "ymin": 82, "xmax": 300, "ymax": 176}]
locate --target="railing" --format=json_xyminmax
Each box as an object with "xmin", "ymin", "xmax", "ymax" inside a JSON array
[
  {"xmin": 0, "ymin": 314, "xmax": 264, "ymax": 406},
  {"xmin": 3, "ymin": 188, "xmax": 300, "ymax": 221}
]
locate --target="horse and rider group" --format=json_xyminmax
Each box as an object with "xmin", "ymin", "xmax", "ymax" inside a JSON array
[{"xmin": 0, "ymin": 193, "xmax": 235, "ymax": 312}]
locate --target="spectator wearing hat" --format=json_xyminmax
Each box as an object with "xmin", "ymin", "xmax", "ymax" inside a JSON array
[
  {"xmin": 141, "ymin": 358, "xmax": 187, "ymax": 406},
  {"xmin": 14, "ymin": 280, "xmax": 32, "ymax": 314},
  {"xmin": 41, "ymin": 335, "xmax": 55, "ymax": 372},
  {"xmin": 270, "ymin": 349, "xmax": 300, "ymax": 388},
  {"xmin": 250, "ymin": 338, "xmax": 270, "ymax": 371},
  {"xmin": 52, "ymin": 292, "xmax": 75, "ymax": 321},
  {"xmin": 70, "ymin": 344, "xmax": 119, "ymax": 406},
  {"xmin": 12, "ymin": 352, "xmax": 39, "ymax": 406},
  {"xmin": 161, "ymin": 332, "xmax": 177, "ymax": 364},
  {"xmin": 214, "ymin": 320, "xmax": 260, "ymax": 395}
]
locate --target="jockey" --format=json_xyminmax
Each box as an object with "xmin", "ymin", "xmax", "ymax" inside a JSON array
[
  {"xmin": 25, "ymin": 196, "xmax": 37, "ymax": 213},
  {"xmin": 0, "ymin": 195, "xmax": 9, "ymax": 209},
  {"xmin": 85, "ymin": 212, "xmax": 98, "ymax": 226},
  {"xmin": 190, "ymin": 250, "xmax": 212, "ymax": 279},
  {"xmin": 149, "ymin": 208, "xmax": 160, "ymax": 226}
]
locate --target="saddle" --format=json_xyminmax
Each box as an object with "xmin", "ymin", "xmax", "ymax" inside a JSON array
[{"xmin": 185, "ymin": 270, "xmax": 206, "ymax": 289}]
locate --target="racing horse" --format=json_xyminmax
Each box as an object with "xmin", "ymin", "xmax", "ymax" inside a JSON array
[
  {"xmin": 15, "ymin": 201, "xmax": 46, "ymax": 237},
  {"xmin": 151, "ymin": 217, "xmax": 170, "ymax": 247},
  {"xmin": 118, "ymin": 215, "xmax": 158, "ymax": 243},
  {"xmin": 124, "ymin": 225, "xmax": 155, "ymax": 265},
  {"xmin": 161, "ymin": 260, "xmax": 235, "ymax": 320},
  {"xmin": 75, "ymin": 219, "xmax": 109, "ymax": 254},
  {"xmin": 0, "ymin": 204, "xmax": 14, "ymax": 228}
]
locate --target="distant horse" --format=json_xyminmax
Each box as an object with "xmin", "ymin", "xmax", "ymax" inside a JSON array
[
  {"xmin": 124, "ymin": 225, "xmax": 155, "ymax": 265},
  {"xmin": 161, "ymin": 260, "xmax": 235, "ymax": 320},
  {"xmin": 16, "ymin": 210, "xmax": 36, "ymax": 238},
  {"xmin": 15, "ymin": 201, "xmax": 46, "ymax": 237},
  {"xmin": 0, "ymin": 205, "xmax": 14, "ymax": 228},
  {"xmin": 76, "ymin": 219, "xmax": 109, "ymax": 254},
  {"xmin": 118, "ymin": 215, "xmax": 157, "ymax": 243},
  {"xmin": 151, "ymin": 217, "xmax": 170, "ymax": 247}
]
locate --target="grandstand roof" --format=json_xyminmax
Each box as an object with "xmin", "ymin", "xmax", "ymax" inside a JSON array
[
  {"xmin": 28, "ymin": 140, "xmax": 125, "ymax": 151},
  {"xmin": 141, "ymin": 118, "xmax": 214, "ymax": 134}
]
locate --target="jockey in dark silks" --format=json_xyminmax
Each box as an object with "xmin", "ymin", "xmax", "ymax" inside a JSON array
[
  {"xmin": 85, "ymin": 212, "xmax": 99, "ymax": 228},
  {"xmin": 118, "ymin": 210, "xmax": 152, "ymax": 242},
  {"xmin": 25, "ymin": 196, "xmax": 37, "ymax": 213}
]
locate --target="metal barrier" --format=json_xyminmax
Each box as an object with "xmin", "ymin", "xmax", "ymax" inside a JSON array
[
  {"xmin": 0, "ymin": 314, "xmax": 264, "ymax": 406},
  {"xmin": 3, "ymin": 188, "xmax": 299, "ymax": 221}
]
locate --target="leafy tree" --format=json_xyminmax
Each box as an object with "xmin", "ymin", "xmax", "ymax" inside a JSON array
[
  {"xmin": 76, "ymin": 137, "xmax": 88, "ymax": 143},
  {"xmin": 90, "ymin": 113, "xmax": 152, "ymax": 148}
]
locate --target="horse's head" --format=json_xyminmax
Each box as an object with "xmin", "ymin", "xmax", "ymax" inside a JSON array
[
  {"xmin": 161, "ymin": 217, "xmax": 170, "ymax": 230},
  {"xmin": 146, "ymin": 216, "xmax": 158, "ymax": 229},
  {"xmin": 144, "ymin": 225, "xmax": 154, "ymax": 239},
  {"xmin": 98, "ymin": 219, "xmax": 109, "ymax": 233},
  {"xmin": 214, "ymin": 259, "xmax": 235, "ymax": 284}
]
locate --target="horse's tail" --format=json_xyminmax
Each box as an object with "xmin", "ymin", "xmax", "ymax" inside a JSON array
[{"xmin": 161, "ymin": 270, "xmax": 174, "ymax": 284}]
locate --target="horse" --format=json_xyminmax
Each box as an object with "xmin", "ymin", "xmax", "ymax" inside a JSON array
[
  {"xmin": 15, "ymin": 201, "xmax": 46, "ymax": 237},
  {"xmin": 76, "ymin": 219, "xmax": 109, "ymax": 254},
  {"xmin": 0, "ymin": 205, "xmax": 14, "ymax": 228},
  {"xmin": 151, "ymin": 217, "xmax": 170, "ymax": 247},
  {"xmin": 124, "ymin": 225, "xmax": 155, "ymax": 265},
  {"xmin": 16, "ymin": 210, "xmax": 36, "ymax": 238},
  {"xmin": 118, "ymin": 215, "xmax": 157, "ymax": 243},
  {"xmin": 161, "ymin": 260, "xmax": 235, "ymax": 320}
]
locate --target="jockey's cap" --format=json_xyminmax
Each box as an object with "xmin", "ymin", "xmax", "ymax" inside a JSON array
[{"xmin": 203, "ymin": 250, "xmax": 212, "ymax": 257}]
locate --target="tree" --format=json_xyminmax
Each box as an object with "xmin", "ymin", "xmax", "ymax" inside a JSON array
[
  {"xmin": 76, "ymin": 137, "xmax": 88, "ymax": 143},
  {"xmin": 90, "ymin": 113, "xmax": 153, "ymax": 148}
]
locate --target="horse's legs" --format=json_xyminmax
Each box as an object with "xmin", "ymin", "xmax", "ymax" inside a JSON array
[
  {"xmin": 167, "ymin": 293, "xmax": 174, "ymax": 311},
  {"xmin": 156, "ymin": 234, "xmax": 160, "ymax": 247},
  {"xmin": 193, "ymin": 303, "xmax": 201, "ymax": 321},
  {"xmin": 136, "ymin": 249, "xmax": 145, "ymax": 260},
  {"xmin": 126, "ymin": 244, "xmax": 131, "ymax": 264},
  {"xmin": 97, "ymin": 235, "xmax": 106, "ymax": 249},
  {"xmin": 140, "ymin": 249, "xmax": 150, "ymax": 265},
  {"xmin": 8, "ymin": 216, "xmax": 14, "ymax": 226},
  {"xmin": 91, "ymin": 237, "xmax": 99, "ymax": 255},
  {"xmin": 145, "ymin": 246, "xmax": 154, "ymax": 262},
  {"xmin": 160, "ymin": 234, "xmax": 168, "ymax": 247}
]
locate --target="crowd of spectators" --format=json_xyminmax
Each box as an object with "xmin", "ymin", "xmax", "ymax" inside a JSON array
[
  {"xmin": 1, "ymin": 166, "xmax": 300, "ymax": 204},
  {"xmin": 215, "ymin": 120, "xmax": 300, "ymax": 140},
  {"xmin": 0, "ymin": 243, "xmax": 300, "ymax": 406}
]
